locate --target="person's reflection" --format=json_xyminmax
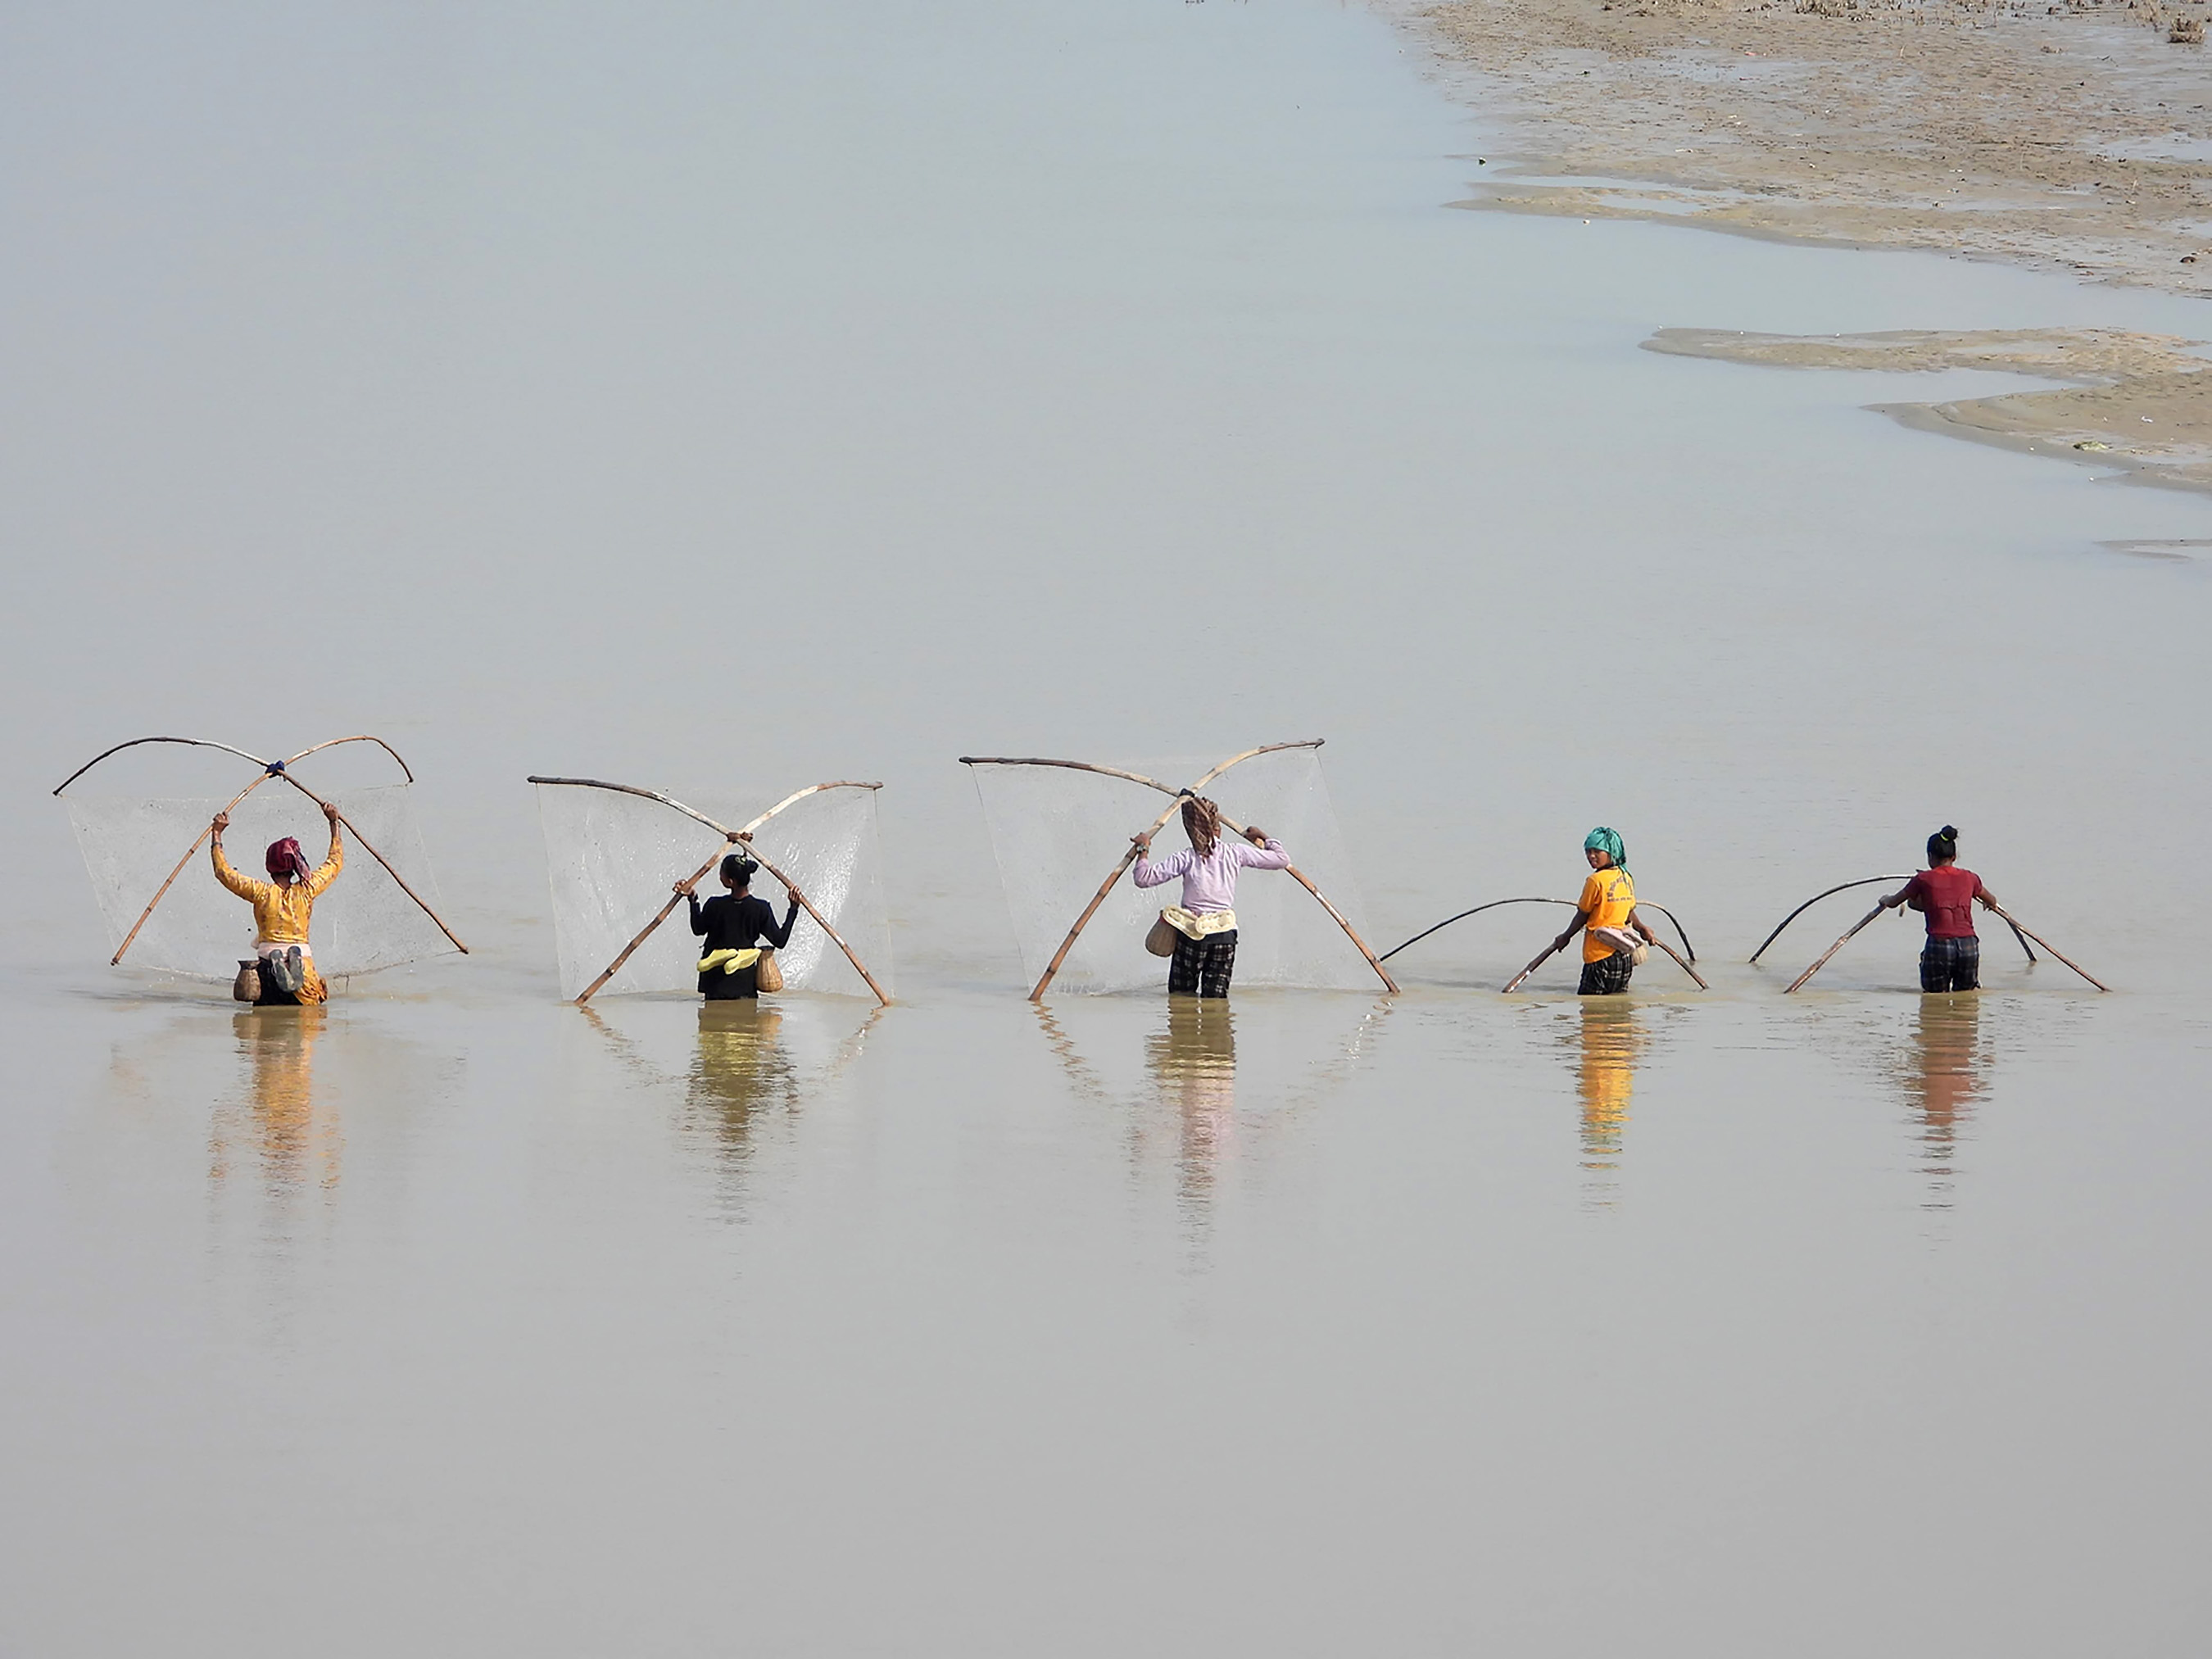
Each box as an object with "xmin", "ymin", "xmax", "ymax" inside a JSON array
[
  {"xmin": 1903, "ymin": 991, "xmax": 1986, "ymax": 1208},
  {"xmin": 1145, "ymin": 998, "xmax": 1238, "ymax": 1232},
  {"xmin": 1574, "ymin": 999, "xmax": 1646, "ymax": 1203},
  {"xmin": 686, "ymin": 1000, "xmax": 797, "ymax": 1175},
  {"xmin": 212, "ymin": 1007, "xmax": 336, "ymax": 1194}
]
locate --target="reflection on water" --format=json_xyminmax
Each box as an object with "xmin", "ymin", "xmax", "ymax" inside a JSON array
[
  {"xmin": 1031, "ymin": 1004, "xmax": 1113, "ymax": 1105},
  {"xmin": 209, "ymin": 1008, "xmax": 336, "ymax": 1198},
  {"xmin": 1573, "ymin": 999, "xmax": 1647, "ymax": 1206},
  {"xmin": 1899, "ymin": 992, "xmax": 1988, "ymax": 1211},
  {"xmin": 1146, "ymin": 999, "xmax": 1239, "ymax": 1240},
  {"xmin": 685, "ymin": 1002, "xmax": 798, "ymax": 1187}
]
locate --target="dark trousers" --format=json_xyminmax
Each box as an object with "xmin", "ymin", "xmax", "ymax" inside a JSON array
[
  {"xmin": 1920, "ymin": 935, "xmax": 1980, "ymax": 992},
  {"xmin": 1577, "ymin": 950, "xmax": 1635, "ymax": 996},
  {"xmin": 700, "ymin": 962, "xmax": 761, "ymax": 1000},
  {"xmin": 1168, "ymin": 929, "xmax": 1239, "ymax": 999}
]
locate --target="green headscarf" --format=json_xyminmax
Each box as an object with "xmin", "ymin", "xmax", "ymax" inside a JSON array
[{"xmin": 1583, "ymin": 826, "xmax": 1626, "ymax": 870}]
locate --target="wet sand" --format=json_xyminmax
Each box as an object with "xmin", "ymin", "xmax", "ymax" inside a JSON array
[
  {"xmin": 1386, "ymin": 0, "xmax": 2212, "ymax": 297},
  {"xmin": 1646, "ymin": 324, "xmax": 2212, "ymax": 487}
]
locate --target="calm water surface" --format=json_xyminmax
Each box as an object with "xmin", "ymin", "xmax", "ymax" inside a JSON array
[{"xmin": 1, "ymin": 0, "xmax": 2206, "ymax": 1652}]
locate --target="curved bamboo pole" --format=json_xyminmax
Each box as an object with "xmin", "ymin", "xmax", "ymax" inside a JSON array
[
  {"xmin": 1784, "ymin": 902, "xmax": 1888, "ymax": 993},
  {"xmin": 1208, "ymin": 806, "xmax": 1397, "ymax": 995},
  {"xmin": 1750, "ymin": 875, "xmax": 1910, "ymax": 963},
  {"xmin": 1383, "ymin": 896, "xmax": 1697, "ymax": 966},
  {"xmin": 529, "ymin": 777, "xmax": 891, "ymax": 1007},
  {"xmin": 274, "ymin": 773, "xmax": 469, "ymax": 955},
  {"xmin": 727, "ymin": 840, "xmax": 892, "ymax": 1009},
  {"xmin": 1648, "ymin": 936, "xmax": 1709, "ymax": 990},
  {"xmin": 53, "ymin": 735, "xmax": 270, "ymax": 796},
  {"xmin": 282, "ymin": 734, "xmax": 417, "ymax": 782},
  {"xmin": 962, "ymin": 742, "xmax": 1390, "ymax": 999},
  {"xmin": 1983, "ymin": 902, "xmax": 2110, "ymax": 992},
  {"xmin": 1382, "ymin": 898, "xmax": 1569, "ymax": 962}
]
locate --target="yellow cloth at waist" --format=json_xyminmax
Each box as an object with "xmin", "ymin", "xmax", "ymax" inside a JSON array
[
  {"xmin": 1161, "ymin": 907, "xmax": 1236, "ymax": 941},
  {"xmin": 699, "ymin": 947, "xmax": 763, "ymax": 975}
]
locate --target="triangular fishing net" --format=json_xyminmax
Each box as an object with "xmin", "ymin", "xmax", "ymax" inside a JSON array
[
  {"xmin": 64, "ymin": 783, "xmax": 456, "ymax": 981},
  {"xmin": 533, "ymin": 782, "xmax": 892, "ymax": 1001},
  {"xmin": 968, "ymin": 746, "xmax": 1375, "ymax": 994}
]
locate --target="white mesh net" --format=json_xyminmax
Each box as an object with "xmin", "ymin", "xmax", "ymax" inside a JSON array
[
  {"xmin": 533, "ymin": 782, "xmax": 892, "ymax": 1002},
  {"xmin": 967, "ymin": 746, "xmax": 1377, "ymax": 994},
  {"xmin": 64, "ymin": 782, "xmax": 456, "ymax": 980}
]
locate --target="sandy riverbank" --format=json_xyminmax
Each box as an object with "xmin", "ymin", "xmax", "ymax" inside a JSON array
[
  {"xmin": 1383, "ymin": 0, "xmax": 2212, "ymax": 298},
  {"xmin": 1646, "ymin": 326, "xmax": 2212, "ymax": 488}
]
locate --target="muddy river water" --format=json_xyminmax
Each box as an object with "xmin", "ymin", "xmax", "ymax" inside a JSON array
[{"xmin": 2, "ymin": 1, "xmax": 2206, "ymax": 1652}]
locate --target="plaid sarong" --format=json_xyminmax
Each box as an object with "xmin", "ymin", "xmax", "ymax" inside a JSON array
[
  {"xmin": 1920, "ymin": 934, "xmax": 1980, "ymax": 993},
  {"xmin": 1577, "ymin": 948, "xmax": 1635, "ymax": 996},
  {"xmin": 1168, "ymin": 928, "xmax": 1239, "ymax": 999}
]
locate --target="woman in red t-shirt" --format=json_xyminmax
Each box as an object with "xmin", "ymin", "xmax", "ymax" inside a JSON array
[{"xmin": 1879, "ymin": 825, "xmax": 1997, "ymax": 992}]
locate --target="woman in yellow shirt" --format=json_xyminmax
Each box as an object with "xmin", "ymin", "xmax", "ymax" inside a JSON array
[
  {"xmin": 211, "ymin": 801, "xmax": 343, "ymax": 1005},
  {"xmin": 1551, "ymin": 826, "xmax": 1655, "ymax": 996}
]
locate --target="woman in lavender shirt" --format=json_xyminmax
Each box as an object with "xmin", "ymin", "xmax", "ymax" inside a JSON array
[{"xmin": 1131, "ymin": 792, "xmax": 1291, "ymax": 998}]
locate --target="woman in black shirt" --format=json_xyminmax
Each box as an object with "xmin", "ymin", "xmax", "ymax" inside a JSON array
[{"xmin": 682, "ymin": 853, "xmax": 799, "ymax": 999}]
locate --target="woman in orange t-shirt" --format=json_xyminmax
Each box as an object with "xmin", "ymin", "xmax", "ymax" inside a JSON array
[{"xmin": 1552, "ymin": 827, "xmax": 1657, "ymax": 995}]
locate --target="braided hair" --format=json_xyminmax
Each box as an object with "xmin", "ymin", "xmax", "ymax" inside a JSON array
[{"xmin": 1181, "ymin": 793, "xmax": 1222, "ymax": 860}]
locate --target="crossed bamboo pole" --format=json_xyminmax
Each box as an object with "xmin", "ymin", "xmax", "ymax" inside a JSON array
[
  {"xmin": 1784, "ymin": 896, "xmax": 2106, "ymax": 994},
  {"xmin": 1502, "ymin": 930, "xmax": 1707, "ymax": 994},
  {"xmin": 1752, "ymin": 873, "xmax": 2033, "ymax": 967},
  {"xmin": 958, "ymin": 741, "xmax": 1398, "ymax": 1000},
  {"xmin": 53, "ymin": 736, "xmax": 465, "ymax": 966},
  {"xmin": 528, "ymin": 777, "xmax": 892, "ymax": 1008},
  {"xmin": 1382, "ymin": 895, "xmax": 1699, "ymax": 968}
]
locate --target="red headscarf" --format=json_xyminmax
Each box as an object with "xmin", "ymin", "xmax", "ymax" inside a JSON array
[{"xmin": 265, "ymin": 838, "xmax": 311, "ymax": 882}]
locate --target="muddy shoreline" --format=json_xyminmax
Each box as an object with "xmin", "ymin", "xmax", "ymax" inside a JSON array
[{"xmin": 1381, "ymin": 0, "xmax": 2212, "ymax": 299}]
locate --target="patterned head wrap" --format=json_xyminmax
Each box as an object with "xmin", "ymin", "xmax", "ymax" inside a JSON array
[
  {"xmin": 265, "ymin": 837, "xmax": 311, "ymax": 882},
  {"xmin": 1583, "ymin": 826, "xmax": 1626, "ymax": 870},
  {"xmin": 1927, "ymin": 824, "xmax": 1959, "ymax": 864},
  {"xmin": 1181, "ymin": 793, "xmax": 1222, "ymax": 860}
]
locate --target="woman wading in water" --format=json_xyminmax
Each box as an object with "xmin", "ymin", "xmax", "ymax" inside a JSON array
[
  {"xmin": 681, "ymin": 852, "xmax": 799, "ymax": 1000},
  {"xmin": 1553, "ymin": 827, "xmax": 1656, "ymax": 996},
  {"xmin": 1879, "ymin": 825, "xmax": 1996, "ymax": 993},
  {"xmin": 211, "ymin": 801, "xmax": 343, "ymax": 1005},
  {"xmin": 1131, "ymin": 793, "xmax": 1290, "ymax": 999}
]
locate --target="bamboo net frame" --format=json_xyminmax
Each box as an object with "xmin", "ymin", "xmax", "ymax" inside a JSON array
[
  {"xmin": 957, "ymin": 741, "xmax": 1398, "ymax": 1000},
  {"xmin": 526, "ymin": 777, "xmax": 893, "ymax": 1008},
  {"xmin": 53, "ymin": 734, "xmax": 465, "ymax": 965}
]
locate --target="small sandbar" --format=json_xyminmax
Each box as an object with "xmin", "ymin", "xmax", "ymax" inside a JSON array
[{"xmin": 1645, "ymin": 325, "xmax": 2212, "ymax": 490}]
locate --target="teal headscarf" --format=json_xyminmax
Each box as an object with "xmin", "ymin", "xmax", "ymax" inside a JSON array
[{"xmin": 1583, "ymin": 826, "xmax": 1626, "ymax": 870}]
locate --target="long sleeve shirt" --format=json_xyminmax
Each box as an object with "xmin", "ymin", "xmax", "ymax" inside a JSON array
[
  {"xmin": 1132, "ymin": 836, "xmax": 1290, "ymax": 914},
  {"xmin": 688, "ymin": 891, "xmax": 797, "ymax": 954},
  {"xmin": 211, "ymin": 827, "xmax": 343, "ymax": 946}
]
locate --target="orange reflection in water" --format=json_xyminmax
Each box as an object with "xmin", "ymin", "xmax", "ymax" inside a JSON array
[
  {"xmin": 211, "ymin": 1007, "xmax": 337, "ymax": 1195},
  {"xmin": 1574, "ymin": 999, "xmax": 1647, "ymax": 1203}
]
